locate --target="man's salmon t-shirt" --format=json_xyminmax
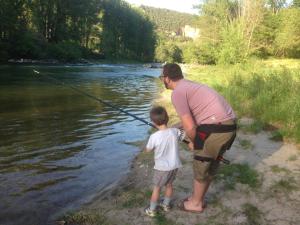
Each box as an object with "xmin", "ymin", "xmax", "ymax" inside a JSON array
[{"xmin": 171, "ymin": 79, "xmax": 235, "ymax": 125}]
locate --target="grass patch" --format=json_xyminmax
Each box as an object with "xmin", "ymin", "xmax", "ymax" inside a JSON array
[
  {"xmin": 242, "ymin": 203, "xmax": 264, "ymax": 225},
  {"xmin": 136, "ymin": 151, "xmax": 154, "ymax": 165},
  {"xmin": 196, "ymin": 219, "xmax": 224, "ymax": 225},
  {"xmin": 287, "ymin": 154, "xmax": 298, "ymax": 161},
  {"xmin": 270, "ymin": 165, "xmax": 290, "ymax": 173},
  {"xmin": 269, "ymin": 130, "xmax": 284, "ymax": 142},
  {"xmin": 270, "ymin": 177, "xmax": 298, "ymax": 193},
  {"xmin": 238, "ymin": 120, "xmax": 264, "ymax": 134},
  {"xmin": 217, "ymin": 164, "xmax": 260, "ymax": 189},
  {"xmin": 238, "ymin": 139, "xmax": 253, "ymax": 150},
  {"xmin": 154, "ymin": 213, "xmax": 177, "ymax": 225},
  {"xmin": 62, "ymin": 211, "xmax": 110, "ymax": 225},
  {"xmin": 119, "ymin": 188, "xmax": 151, "ymax": 208},
  {"xmin": 196, "ymin": 202, "xmax": 232, "ymax": 225}
]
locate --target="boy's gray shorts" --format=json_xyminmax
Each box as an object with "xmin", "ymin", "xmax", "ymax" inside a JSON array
[{"xmin": 153, "ymin": 169, "xmax": 178, "ymax": 187}]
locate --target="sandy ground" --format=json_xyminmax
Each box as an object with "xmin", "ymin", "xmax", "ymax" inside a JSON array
[{"xmin": 61, "ymin": 115, "xmax": 300, "ymax": 225}]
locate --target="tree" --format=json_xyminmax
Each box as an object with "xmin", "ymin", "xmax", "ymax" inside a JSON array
[
  {"xmin": 194, "ymin": 0, "xmax": 266, "ymax": 64},
  {"xmin": 275, "ymin": 8, "xmax": 300, "ymax": 57},
  {"xmin": 267, "ymin": 0, "xmax": 287, "ymax": 14},
  {"xmin": 293, "ymin": 0, "xmax": 300, "ymax": 7}
]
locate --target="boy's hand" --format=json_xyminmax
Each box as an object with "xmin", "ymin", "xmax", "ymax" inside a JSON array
[
  {"xmin": 172, "ymin": 122, "xmax": 182, "ymax": 129},
  {"xmin": 188, "ymin": 142, "xmax": 194, "ymax": 151}
]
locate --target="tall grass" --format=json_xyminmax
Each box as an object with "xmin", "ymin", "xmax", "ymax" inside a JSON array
[{"xmin": 184, "ymin": 59, "xmax": 300, "ymax": 142}]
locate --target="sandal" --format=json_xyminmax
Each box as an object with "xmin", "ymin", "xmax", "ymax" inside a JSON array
[{"xmin": 178, "ymin": 199, "xmax": 205, "ymax": 214}]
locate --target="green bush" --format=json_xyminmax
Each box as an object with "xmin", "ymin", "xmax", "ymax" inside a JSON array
[
  {"xmin": 275, "ymin": 8, "xmax": 300, "ymax": 58},
  {"xmin": 155, "ymin": 42, "xmax": 182, "ymax": 63},
  {"xmin": 0, "ymin": 41, "xmax": 10, "ymax": 62},
  {"xmin": 217, "ymin": 22, "xmax": 247, "ymax": 65},
  {"xmin": 183, "ymin": 41, "xmax": 216, "ymax": 65},
  {"xmin": 47, "ymin": 41, "xmax": 83, "ymax": 62}
]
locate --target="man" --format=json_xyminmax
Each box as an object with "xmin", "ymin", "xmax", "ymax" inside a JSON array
[{"xmin": 160, "ymin": 63, "xmax": 236, "ymax": 213}]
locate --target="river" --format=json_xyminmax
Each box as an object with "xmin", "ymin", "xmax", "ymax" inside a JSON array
[{"xmin": 0, "ymin": 64, "xmax": 161, "ymax": 225}]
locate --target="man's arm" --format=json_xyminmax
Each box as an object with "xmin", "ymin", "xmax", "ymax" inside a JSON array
[{"xmin": 180, "ymin": 114, "xmax": 196, "ymax": 142}]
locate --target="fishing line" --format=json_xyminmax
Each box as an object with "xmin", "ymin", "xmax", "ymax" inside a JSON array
[
  {"xmin": 33, "ymin": 69, "xmax": 157, "ymax": 129},
  {"xmin": 33, "ymin": 69, "xmax": 190, "ymax": 144}
]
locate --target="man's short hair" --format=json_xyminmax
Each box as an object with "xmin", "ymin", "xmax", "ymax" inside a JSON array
[
  {"xmin": 150, "ymin": 106, "xmax": 169, "ymax": 126},
  {"xmin": 162, "ymin": 63, "xmax": 183, "ymax": 81}
]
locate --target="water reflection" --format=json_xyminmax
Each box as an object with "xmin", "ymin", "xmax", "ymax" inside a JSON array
[{"xmin": 0, "ymin": 64, "xmax": 160, "ymax": 225}]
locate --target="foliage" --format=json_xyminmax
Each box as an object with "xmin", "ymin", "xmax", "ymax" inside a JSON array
[
  {"xmin": 155, "ymin": 42, "xmax": 182, "ymax": 63},
  {"xmin": 275, "ymin": 8, "xmax": 300, "ymax": 57},
  {"xmin": 100, "ymin": 1, "xmax": 156, "ymax": 61},
  {"xmin": 141, "ymin": 5, "xmax": 197, "ymax": 32},
  {"xmin": 192, "ymin": 0, "xmax": 300, "ymax": 64},
  {"xmin": 217, "ymin": 21, "xmax": 247, "ymax": 64},
  {"xmin": 182, "ymin": 41, "xmax": 216, "ymax": 64},
  {"xmin": 47, "ymin": 41, "xmax": 83, "ymax": 62},
  {"xmin": 0, "ymin": 0, "xmax": 156, "ymax": 62}
]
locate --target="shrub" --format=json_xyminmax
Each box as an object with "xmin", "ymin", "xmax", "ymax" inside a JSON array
[
  {"xmin": 183, "ymin": 41, "xmax": 216, "ymax": 65},
  {"xmin": 217, "ymin": 22, "xmax": 247, "ymax": 65},
  {"xmin": 155, "ymin": 42, "xmax": 182, "ymax": 63},
  {"xmin": 47, "ymin": 41, "xmax": 83, "ymax": 62}
]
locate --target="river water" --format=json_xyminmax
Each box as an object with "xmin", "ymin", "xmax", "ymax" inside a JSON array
[{"xmin": 0, "ymin": 64, "xmax": 161, "ymax": 225}]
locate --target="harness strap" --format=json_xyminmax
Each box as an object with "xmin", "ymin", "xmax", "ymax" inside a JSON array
[
  {"xmin": 194, "ymin": 155, "xmax": 230, "ymax": 164},
  {"xmin": 197, "ymin": 123, "xmax": 237, "ymax": 133},
  {"xmin": 193, "ymin": 123, "xmax": 237, "ymax": 165},
  {"xmin": 194, "ymin": 155, "xmax": 213, "ymax": 162},
  {"xmin": 194, "ymin": 123, "xmax": 237, "ymax": 150}
]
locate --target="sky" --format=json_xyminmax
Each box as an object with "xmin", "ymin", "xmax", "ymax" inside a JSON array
[{"xmin": 124, "ymin": 0, "xmax": 200, "ymax": 14}]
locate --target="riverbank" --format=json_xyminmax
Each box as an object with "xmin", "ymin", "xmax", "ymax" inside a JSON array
[{"xmin": 60, "ymin": 62, "xmax": 300, "ymax": 225}]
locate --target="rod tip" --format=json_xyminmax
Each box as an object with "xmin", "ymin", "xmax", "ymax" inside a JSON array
[{"xmin": 33, "ymin": 70, "xmax": 40, "ymax": 74}]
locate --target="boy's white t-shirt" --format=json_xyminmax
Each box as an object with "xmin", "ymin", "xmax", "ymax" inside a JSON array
[{"xmin": 146, "ymin": 128, "xmax": 184, "ymax": 171}]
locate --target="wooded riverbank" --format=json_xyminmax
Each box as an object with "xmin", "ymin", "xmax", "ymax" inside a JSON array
[{"xmin": 60, "ymin": 61, "xmax": 300, "ymax": 225}]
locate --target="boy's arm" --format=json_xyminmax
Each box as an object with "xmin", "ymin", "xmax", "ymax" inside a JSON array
[
  {"xmin": 144, "ymin": 147, "xmax": 153, "ymax": 152},
  {"xmin": 144, "ymin": 135, "xmax": 154, "ymax": 152},
  {"xmin": 172, "ymin": 122, "xmax": 182, "ymax": 129}
]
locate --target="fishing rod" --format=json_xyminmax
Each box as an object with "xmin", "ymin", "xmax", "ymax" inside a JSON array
[
  {"xmin": 32, "ymin": 69, "xmax": 232, "ymax": 164},
  {"xmin": 33, "ymin": 69, "xmax": 156, "ymax": 129}
]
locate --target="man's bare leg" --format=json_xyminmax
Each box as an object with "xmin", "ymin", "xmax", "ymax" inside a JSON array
[{"xmin": 184, "ymin": 179, "xmax": 211, "ymax": 211}]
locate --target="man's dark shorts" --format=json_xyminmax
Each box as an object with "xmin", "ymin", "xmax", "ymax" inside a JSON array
[{"xmin": 193, "ymin": 119, "xmax": 236, "ymax": 182}]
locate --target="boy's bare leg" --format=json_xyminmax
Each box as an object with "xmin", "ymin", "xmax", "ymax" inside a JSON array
[
  {"xmin": 184, "ymin": 179, "xmax": 211, "ymax": 212},
  {"xmin": 164, "ymin": 183, "xmax": 173, "ymax": 198},
  {"xmin": 151, "ymin": 186, "xmax": 161, "ymax": 203}
]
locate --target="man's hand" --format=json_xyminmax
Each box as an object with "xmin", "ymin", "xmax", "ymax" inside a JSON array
[{"xmin": 180, "ymin": 114, "xmax": 196, "ymax": 142}]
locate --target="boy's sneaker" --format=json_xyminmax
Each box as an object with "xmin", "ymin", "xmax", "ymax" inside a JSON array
[
  {"xmin": 159, "ymin": 202, "xmax": 171, "ymax": 212},
  {"xmin": 144, "ymin": 207, "xmax": 156, "ymax": 217}
]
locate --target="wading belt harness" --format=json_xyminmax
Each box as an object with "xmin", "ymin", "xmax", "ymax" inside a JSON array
[{"xmin": 194, "ymin": 123, "xmax": 237, "ymax": 165}]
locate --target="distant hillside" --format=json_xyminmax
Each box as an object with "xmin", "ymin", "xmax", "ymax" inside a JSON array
[{"xmin": 140, "ymin": 5, "xmax": 198, "ymax": 33}]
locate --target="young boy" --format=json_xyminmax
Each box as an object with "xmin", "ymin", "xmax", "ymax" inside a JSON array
[{"xmin": 144, "ymin": 106, "xmax": 185, "ymax": 217}]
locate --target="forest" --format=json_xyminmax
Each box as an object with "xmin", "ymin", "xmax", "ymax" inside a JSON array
[
  {"xmin": 0, "ymin": 0, "xmax": 156, "ymax": 62},
  {"xmin": 0, "ymin": 0, "xmax": 299, "ymax": 64},
  {"xmin": 155, "ymin": 0, "xmax": 300, "ymax": 64}
]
